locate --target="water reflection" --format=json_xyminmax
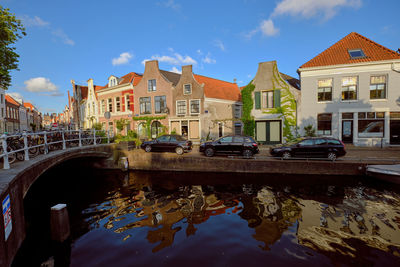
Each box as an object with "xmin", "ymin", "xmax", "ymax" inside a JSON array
[{"xmin": 79, "ymin": 171, "xmax": 400, "ymax": 263}]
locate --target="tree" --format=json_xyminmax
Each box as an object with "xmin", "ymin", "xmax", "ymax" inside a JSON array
[
  {"xmin": 115, "ymin": 118, "xmax": 130, "ymax": 133},
  {"xmin": 0, "ymin": 6, "xmax": 26, "ymax": 89}
]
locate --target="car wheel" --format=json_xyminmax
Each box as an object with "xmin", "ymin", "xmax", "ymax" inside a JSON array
[
  {"xmin": 204, "ymin": 147, "xmax": 215, "ymax": 157},
  {"xmin": 175, "ymin": 147, "xmax": 184, "ymax": 155},
  {"xmin": 282, "ymin": 151, "xmax": 291, "ymax": 160},
  {"xmin": 145, "ymin": 145, "xmax": 152, "ymax": 152},
  {"xmin": 243, "ymin": 149, "xmax": 253, "ymax": 159},
  {"xmin": 327, "ymin": 152, "xmax": 337, "ymax": 161}
]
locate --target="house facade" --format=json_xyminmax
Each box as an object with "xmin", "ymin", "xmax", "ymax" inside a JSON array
[
  {"xmin": 5, "ymin": 95, "xmax": 20, "ymax": 133},
  {"xmin": 298, "ymin": 32, "xmax": 400, "ymax": 146},
  {"xmin": 133, "ymin": 60, "xmax": 180, "ymax": 139},
  {"xmin": 0, "ymin": 89, "xmax": 5, "ymax": 133},
  {"xmin": 71, "ymin": 81, "xmax": 88, "ymax": 130},
  {"xmin": 247, "ymin": 61, "xmax": 300, "ymax": 144},
  {"xmin": 97, "ymin": 72, "xmax": 141, "ymax": 134},
  {"xmin": 170, "ymin": 65, "xmax": 242, "ymax": 142}
]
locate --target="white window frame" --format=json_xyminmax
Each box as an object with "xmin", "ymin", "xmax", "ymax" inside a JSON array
[
  {"xmin": 189, "ymin": 99, "xmax": 200, "ymax": 115},
  {"xmin": 184, "ymin": 84, "xmax": 192, "ymax": 95},
  {"xmin": 148, "ymin": 79, "xmax": 156, "ymax": 92},
  {"xmin": 261, "ymin": 90, "xmax": 274, "ymax": 109},
  {"xmin": 108, "ymin": 98, "xmax": 113, "ymax": 112},
  {"xmin": 176, "ymin": 100, "xmax": 187, "ymax": 115},
  {"xmin": 341, "ymin": 76, "xmax": 358, "ymax": 102},
  {"xmin": 116, "ymin": 97, "xmax": 121, "ymax": 112},
  {"xmin": 101, "ymin": 100, "xmax": 105, "ymax": 114},
  {"xmin": 125, "ymin": 94, "xmax": 131, "ymax": 111}
]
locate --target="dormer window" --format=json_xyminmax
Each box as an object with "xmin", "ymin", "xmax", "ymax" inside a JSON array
[
  {"xmin": 348, "ymin": 49, "xmax": 365, "ymax": 59},
  {"xmin": 109, "ymin": 77, "xmax": 118, "ymax": 87},
  {"xmin": 184, "ymin": 84, "xmax": 192, "ymax": 95}
]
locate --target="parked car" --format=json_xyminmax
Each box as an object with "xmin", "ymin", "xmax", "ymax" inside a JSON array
[
  {"xmin": 269, "ymin": 137, "xmax": 346, "ymax": 161},
  {"xmin": 140, "ymin": 134, "xmax": 192, "ymax": 155},
  {"xmin": 199, "ymin": 135, "xmax": 259, "ymax": 158}
]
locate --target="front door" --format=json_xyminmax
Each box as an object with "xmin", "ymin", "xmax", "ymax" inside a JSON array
[
  {"xmin": 342, "ymin": 120, "xmax": 353, "ymax": 143},
  {"xmin": 255, "ymin": 120, "xmax": 282, "ymax": 144},
  {"xmin": 390, "ymin": 120, "xmax": 400, "ymax": 144}
]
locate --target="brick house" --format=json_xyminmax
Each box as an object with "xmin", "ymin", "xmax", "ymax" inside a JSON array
[
  {"xmin": 170, "ymin": 65, "xmax": 242, "ymax": 142},
  {"xmin": 298, "ymin": 32, "xmax": 400, "ymax": 146},
  {"xmin": 5, "ymin": 95, "xmax": 20, "ymax": 133}
]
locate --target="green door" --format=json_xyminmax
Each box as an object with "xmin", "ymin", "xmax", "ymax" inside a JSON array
[{"xmin": 255, "ymin": 120, "xmax": 282, "ymax": 144}]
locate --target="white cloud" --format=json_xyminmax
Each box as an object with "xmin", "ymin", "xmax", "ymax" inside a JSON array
[
  {"xmin": 52, "ymin": 29, "xmax": 75, "ymax": 46},
  {"xmin": 243, "ymin": 29, "xmax": 259, "ymax": 40},
  {"xmin": 112, "ymin": 52, "xmax": 133, "ymax": 66},
  {"xmin": 160, "ymin": 0, "xmax": 181, "ymax": 11},
  {"xmin": 170, "ymin": 67, "xmax": 182, "ymax": 74},
  {"xmin": 214, "ymin": 40, "xmax": 225, "ymax": 51},
  {"xmin": 202, "ymin": 53, "xmax": 216, "ymax": 64},
  {"xmin": 260, "ymin": 19, "xmax": 279, "ymax": 36},
  {"xmin": 20, "ymin": 15, "xmax": 49, "ymax": 27},
  {"xmin": 24, "ymin": 77, "xmax": 58, "ymax": 93},
  {"xmin": 142, "ymin": 52, "xmax": 197, "ymax": 65},
  {"xmin": 197, "ymin": 49, "xmax": 203, "ymax": 55},
  {"xmin": 272, "ymin": 0, "xmax": 362, "ymax": 20}
]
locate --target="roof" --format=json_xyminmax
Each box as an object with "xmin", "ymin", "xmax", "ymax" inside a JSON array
[
  {"xmin": 280, "ymin": 72, "xmax": 300, "ymax": 90},
  {"xmin": 102, "ymin": 72, "xmax": 142, "ymax": 89},
  {"xmin": 76, "ymin": 85, "xmax": 88, "ymax": 100},
  {"xmin": 193, "ymin": 74, "xmax": 241, "ymax": 101},
  {"xmin": 24, "ymin": 102, "xmax": 35, "ymax": 111},
  {"xmin": 300, "ymin": 32, "xmax": 400, "ymax": 69},
  {"xmin": 160, "ymin": 70, "xmax": 181, "ymax": 86},
  {"xmin": 5, "ymin": 95, "xmax": 20, "ymax": 106}
]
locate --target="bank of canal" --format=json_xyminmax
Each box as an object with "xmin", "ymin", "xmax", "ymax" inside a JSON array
[{"xmin": 11, "ymin": 160, "xmax": 400, "ymax": 266}]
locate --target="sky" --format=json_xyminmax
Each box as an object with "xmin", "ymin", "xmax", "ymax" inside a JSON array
[{"xmin": 2, "ymin": 0, "xmax": 400, "ymax": 114}]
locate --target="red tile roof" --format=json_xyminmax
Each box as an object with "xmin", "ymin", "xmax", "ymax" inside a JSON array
[
  {"xmin": 5, "ymin": 95, "xmax": 20, "ymax": 106},
  {"xmin": 102, "ymin": 72, "xmax": 142, "ymax": 89},
  {"xmin": 79, "ymin": 86, "xmax": 88, "ymax": 100},
  {"xmin": 24, "ymin": 102, "xmax": 35, "ymax": 111},
  {"xmin": 193, "ymin": 74, "xmax": 241, "ymax": 101},
  {"xmin": 300, "ymin": 32, "xmax": 400, "ymax": 69}
]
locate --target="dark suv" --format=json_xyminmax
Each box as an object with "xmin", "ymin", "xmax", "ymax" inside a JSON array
[
  {"xmin": 140, "ymin": 134, "xmax": 192, "ymax": 155},
  {"xmin": 199, "ymin": 135, "xmax": 259, "ymax": 158},
  {"xmin": 269, "ymin": 137, "xmax": 346, "ymax": 161}
]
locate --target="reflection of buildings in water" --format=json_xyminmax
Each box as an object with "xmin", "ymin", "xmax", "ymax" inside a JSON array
[
  {"xmin": 297, "ymin": 186, "xmax": 400, "ymax": 258},
  {"xmin": 239, "ymin": 187, "xmax": 302, "ymax": 250}
]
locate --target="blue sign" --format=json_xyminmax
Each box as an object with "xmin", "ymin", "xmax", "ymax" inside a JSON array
[{"xmin": 2, "ymin": 194, "xmax": 12, "ymax": 241}]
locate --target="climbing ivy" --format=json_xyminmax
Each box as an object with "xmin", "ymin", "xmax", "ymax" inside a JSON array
[
  {"xmin": 132, "ymin": 115, "xmax": 167, "ymax": 139},
  {"xmin": 240, "ymin": 82, "xmax": 255, "ymax": 137}
]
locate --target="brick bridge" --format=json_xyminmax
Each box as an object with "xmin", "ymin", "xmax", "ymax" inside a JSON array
[{"xmin": 0, "ymin": 144, "xmax": 113, "ymax": 267}]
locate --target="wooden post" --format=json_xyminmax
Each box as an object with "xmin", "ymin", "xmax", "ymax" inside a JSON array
[{"xmin": 50, "ymin": 204, "xmax": 70, "ymax": 242}]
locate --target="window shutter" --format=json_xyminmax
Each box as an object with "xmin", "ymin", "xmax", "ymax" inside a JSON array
[
  {"xmin": 274, "ymin": 90, "xmax": 281, "ymax": 108},
  {"xmin": 254, "ymin": 91, "xmax": 261, "ymax": 109}
]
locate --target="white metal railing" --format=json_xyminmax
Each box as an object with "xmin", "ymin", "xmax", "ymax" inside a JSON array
[{"xmin": 0, "ymin": 129, "xmax": 112, "ymax": 170}]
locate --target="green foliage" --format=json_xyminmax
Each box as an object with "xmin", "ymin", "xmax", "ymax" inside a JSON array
[
  {"xmin": 92, "ymin": 122, "xmax": 103, "ymax": 131},
  {"xmin": 241, "ymin": 82, "xmax": 255, "ymax": 136},
  {"xmin": 95, "ymin": 130, "xmax": 107, "ymax": 144},
  {"xmin": 171, "ymin": 128, "xmax": 177, "ymax": 135},
  {"xmin": 0, "ymin": 6, "xmax": 26, "ymax": 89},
  {"xmin": 115, "ymin": 118, "xmax": 130, "ymax": 133},
  {"xmin": 114, "ymin": 130, "xmax": 141, "ymax": 147},
  {"xmin": 132, "ymin": 115, "xmax": 166, "ymax": 139},
  {"xmin": 303, "ymin": 125, "xmax": 316, "ymax": 137}
]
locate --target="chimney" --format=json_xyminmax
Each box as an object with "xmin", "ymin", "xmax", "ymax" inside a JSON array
[
  {"xmin": 144, "ymin": 60, "xmax": 159, "ymax": 74},
  {"xmin": 233, "ymin": 78, "xmax": 237, "ymax": 83},
  {"xmin": 182, "ymin": 65, "xmax": 192, "ymax": 75}
]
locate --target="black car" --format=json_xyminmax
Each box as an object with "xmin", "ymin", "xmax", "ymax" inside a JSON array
[
  {"xmin": 199, "ymin": 135, "xmax": 259, "ymax": 158},
  {"xmin": 269, "ymin": 137, "xmax": 346, "ymax": 161},
  {"xmin": 140, "ymin": 134, "xmax": 192, "ymax": 155}
]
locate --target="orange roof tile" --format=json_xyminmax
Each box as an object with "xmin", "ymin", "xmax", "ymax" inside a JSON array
[
  {"xmin": 193, "ymin": 74, "xmax": 241, "ymax": 101},
  {"xmin": 102, "ymin": 72, "xmax": 142, "ymax": 89},
  {"xmin": 5, "ymin": 95, "xmax": 20, "ymax": 106},
  {"xmin": 79, "ymin": 86, "xmax": 88, "ymax": 100},
  {"xmin": 300, "ymin": 32, "xmax": 400, "ymax": 69},
  {"xmin": 23, "ymin": 102, "xmax": 35, "ymax": 111}
]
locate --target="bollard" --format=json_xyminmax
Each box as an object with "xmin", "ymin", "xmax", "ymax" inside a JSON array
[
  {"xmin": 44, "ymin": 132, "xmax": 49, "ymax": 154},
  {"xmin": 23, "ymin": 131, "xmax": 29, "ymax": 161},
  {"xmin": 78, "ymin": 129, "xmax": 82, "ymax": 147},
  {"xmin": 50, "ymin": 204, "xmax": 70, "ymax": 242},
  {"xmin": 119, "ymin": 157, "xmax": 129, "ymax": 171},
  {"xmin": 62, "ymin": 130, "xmax": 66, "ymax": 150},
  {"xmin": 1, "ymin": 134, "xmax": 10, "ymax": 169},
  {"xmin": 107, "ymin": 130, "xmax": 110, "ymax": 144},
  {"xmin": 93, "ymin": 129, "xmax": 96, "ymax": 146}
]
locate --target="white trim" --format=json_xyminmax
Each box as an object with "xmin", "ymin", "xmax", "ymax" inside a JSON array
[
  {"xmin": 97, "ymin": 84, "xmax": 133, "ymax": 95},
  {"xmin": 298, "ymin": 59, "xmax": 400, "ymax": 72},
  {"xmin": 183, "ymin": 83, "xmax": 192, "ymax": 95},
  {"xmin": 189, "ymin": 99, "xmax": 201, "ymax": 115},
  {"xmin": 204, "ymin": 97, "xmax": 242, "ymax": 105}
]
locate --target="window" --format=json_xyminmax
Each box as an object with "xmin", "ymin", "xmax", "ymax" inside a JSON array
[
  {"xmin": 1, "ymin": 94, "xmax": 3, "ymax": 104},
  {"xmin": 315, "ymin": 138, "xmax": 327, "ymax": 145},
  {"xmin": 219, "ymin": 136, "xmax": 232, "ymax": 143},
  {"xmin": 177, "ymin": 100, "xmax": 187, "ymax": 115},
  {"xmin": 318, "ymin": 79, "xmax": 332, "ymax": 102},
  {"xmin": 109, "ymin": 78, "xmax": 117, "ymax": 87},
  {"xmin": 317, "ymin": 113, "xmax": 332, "ymax": 135},
  {"xmin": 370, "ymin": 75, "xmax": 386, "ymax": 99},
  {"xmin": 140, "ymin": 97, "xmax": 151, "ymax": 114},
  {"xmin": 299, "ymin": 139, "xmax": 314, "ymax": 146},
  {"xmin": 234, "ymin": 123, "xmax": 242, "ymax": 135},
  {"xmin": 126, "ymin": 95, "xmax": 131, "ymax": 111},
  {"xmin": 190, "ymin": 100, "xmax": 200, "ymax": 114},
  {"xmin": 262, "ymin": 91, "xmax": 274, "ymax": 108},
  {"xmin": 101, "ymin": 100, "xmax": 105, "ymax": 114},
  {"xmin": 148, "ymin": 79, "xmax": 156, "ymax": 92},
  {"xmin": 341, "ymin": 77, "xmax": 357, "ymax": 101},
  {"xmin": 155, "ymin": 96, "xmax": 166, "ymax": 114},
  {"xmin": 1, "ymin": 108, "xmax": 3, "ymax": 117},
  {"xmin": 116, "ymin": 97, "xmax": 121, "ymax": 112},
  {"xmin": 184, "ymin": 84, "xmax": 192, "ymax": 95},
  {"xmin": 108, "ymin": 98, "xmax": 113, "ymax": 112},
  {"xmin": 348, "ymin": 49, "xmax": 365, "ymax": 59},
  {"xmin": 358, "ymin": 112, "xmax": 384, "ymax": 138},
  {"xmin": 234, "ymin": 105, "xmax": 241, "ymax": 118}
]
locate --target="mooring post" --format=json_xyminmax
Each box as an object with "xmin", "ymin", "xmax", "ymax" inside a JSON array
[
  {"xmin": 44, "ymin": 131, "xmax": 49, "ymax": 154},
  {"xmin": 23, "ymin": 131, "xmax": 29, "ymax": 161},
  {"xmin": 107, "ymin": 130, "xmax": 110, "ymax": 144},
  {"xmin": 62, "ymin": 130, "xmax": 66, "ymax": 150},
  {"xmin": 93, "ymin": 129, "xmax": 96, "ymax": 146},
  {"xmin": 1, "ymin": 134, "xmax": 10, "ymax": 169},
  {"xmin": 78, "ymin": 129, "xmax": 82, "ymax": 147},
  {"xmin": 50, "ymin": 204, "xmax": 70, "ymax": 242}
]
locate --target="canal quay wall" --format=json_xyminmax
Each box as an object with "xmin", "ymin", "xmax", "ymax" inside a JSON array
[{"xmin": 0, "ymin": 145, "xmax": 112, "ymax": 267}]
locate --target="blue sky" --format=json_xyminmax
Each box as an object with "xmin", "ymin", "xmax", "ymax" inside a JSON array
[{"xmin": 3, "ymin": 0, "xmax": 400, "ymax": 114}]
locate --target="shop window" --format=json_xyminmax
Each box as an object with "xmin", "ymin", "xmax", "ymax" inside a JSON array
[
  {"xmin": 358, "ymin": 112, "xmax": 384, "ymax": 138},
  {"xmin": 317, "ymin": 113, "xmax": 332, "ymax": 135}
]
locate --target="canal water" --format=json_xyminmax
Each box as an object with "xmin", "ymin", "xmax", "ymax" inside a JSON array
[{"xmin": 12, "ymin": 160, "xmax": 400, "ymax": 267}]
